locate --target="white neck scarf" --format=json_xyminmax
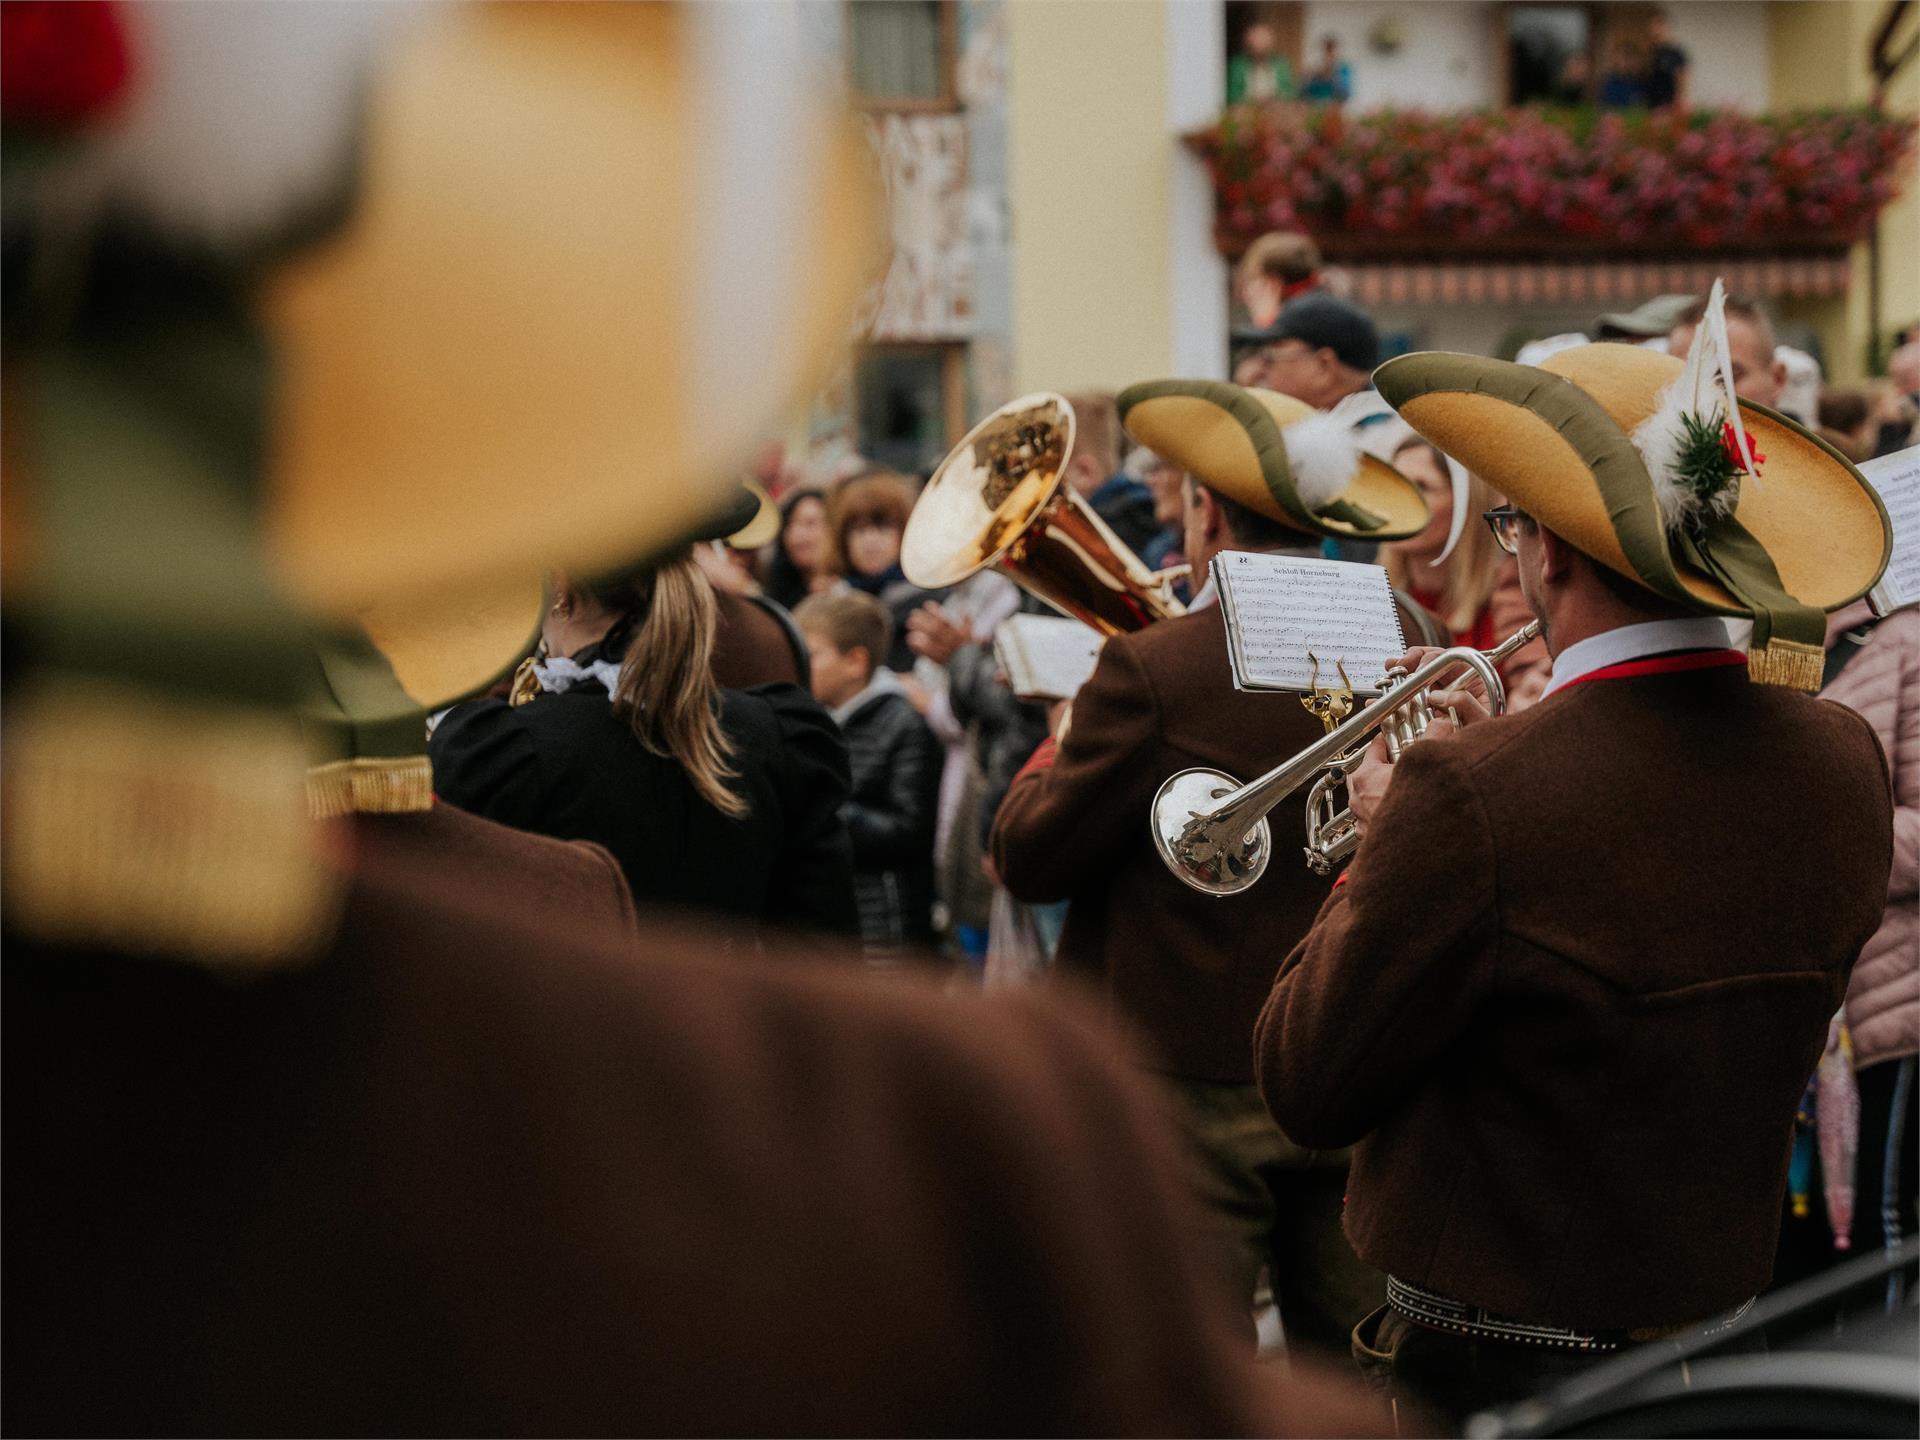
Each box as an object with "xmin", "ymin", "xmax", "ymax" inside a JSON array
[{"xmin": 532, "ymin": 655, "xmax": 624, "ymax": 700}]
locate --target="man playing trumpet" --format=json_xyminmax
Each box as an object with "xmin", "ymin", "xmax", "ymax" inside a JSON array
[
  {"xmin": 1256, "ymin": 317, "xmax": 1896, "ymax": 1423},
  {"xmin": 991, "ymin": 381, "xmax": 1429, "ymax": 1353}
]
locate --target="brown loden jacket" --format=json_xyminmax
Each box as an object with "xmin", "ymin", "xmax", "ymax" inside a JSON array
[
  {"xmin": 1257, "ymin": 662, "xmax": 1895, "ymax": 1331},
  {"xmin": 348, "ymin": 798, "xmax": 642, "ymax": 943},
  {"xmin": 3, "ymin": 810, "xmax": 1390, "ymax": 1437},
  {"xmin": 992, "ymin": 602, "xmax": 1334, "ymax": 1082}
]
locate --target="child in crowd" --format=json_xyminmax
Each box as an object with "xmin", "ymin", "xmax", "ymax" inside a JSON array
[{"xmin": 795, "ymin": 591, "xmax": 942, "ymax": 967}]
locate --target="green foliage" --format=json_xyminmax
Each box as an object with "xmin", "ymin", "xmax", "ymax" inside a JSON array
[{"xmin": 1674, "ymin": 411, "xmax": 1738, "ymax": 509}]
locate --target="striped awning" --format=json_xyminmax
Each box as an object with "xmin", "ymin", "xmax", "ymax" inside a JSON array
[{"xmin": 1345, "ymin": 255, "xmax": 1852, "ymax": 308}]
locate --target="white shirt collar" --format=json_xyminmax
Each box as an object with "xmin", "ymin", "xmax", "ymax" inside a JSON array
[
  {"xmin": 1190, "ymin": 574, "xmax": 1219, "ymax": 610},
  {"xmin": 1542, "ymin": 617, "xmax": 1738, "ymax": 699}
]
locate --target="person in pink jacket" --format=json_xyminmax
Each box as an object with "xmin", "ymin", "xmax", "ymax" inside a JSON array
[{"xmin": 1823, "ymin": 598, "xmax": 1918, "ymax": 1256}]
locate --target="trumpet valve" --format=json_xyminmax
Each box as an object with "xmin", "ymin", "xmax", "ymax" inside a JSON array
[{"xmin": 1380, "ymin": 688, "xmax": 1427, "ymax": 761}]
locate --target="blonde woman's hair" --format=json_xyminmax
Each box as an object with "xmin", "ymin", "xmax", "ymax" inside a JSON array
[
  {"xmin": 1382, "ymin": 441, "xmax": 1507, "ymax": 637},
  {"xmin": 582, "ymin": 552, "xmax": 746, "ymax": 819}
]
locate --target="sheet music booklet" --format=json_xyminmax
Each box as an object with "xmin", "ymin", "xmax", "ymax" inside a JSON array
[
  {"xmin": 993, "ymin": 613, "xmax": 1105, "ymax": 701},
  {"xmin": 1861, "ymin": 444, "xmax": 1920, "ymax": 616},
  {"xmin": 1211, "ymin": 551, "xmax": 1408, "ymax": 696}
]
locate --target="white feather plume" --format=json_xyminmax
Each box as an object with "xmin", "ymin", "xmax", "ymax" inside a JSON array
[
  {"xmin": 1433, "ymin": 454, "xmax": 1471, "ymax": 566},
  {"xmin": 1630, "ymin": 278, "xmax": 1751, "ymax": 531},
  {"xmin": 1328, "ymin": 388, "xmax": 1414, "ymax": 457},
  {"xmin": 1281, "ymin": 410, "xmax": 1362, "ymax": 511}
]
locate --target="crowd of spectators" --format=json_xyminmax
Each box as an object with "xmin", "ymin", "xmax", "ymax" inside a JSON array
[
  {"xmin": 608, "ymin": 264, "xmax": 1916, "ymax": 1311},
  {"xmin": 690, "ymin": 270, "xmax": 1918, "ymax": 990},
  {"xmin": 23, "ymin": 4, "xmax": 1911, "ymax": 1427}
]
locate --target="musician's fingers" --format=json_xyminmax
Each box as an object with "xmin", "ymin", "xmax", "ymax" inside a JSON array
[
  {"xmin": 1345, "ymin": 736, "xmax": 1396, "ymax": 832},
  {"xmin": 1428, "ymin": 687, "xmax": 1492, "ymax": 728},
  {"xmin": 1387, "ymin": 646, "xmax": 1497, "ymax": 706},
  {"xmin": 1388, "ymin": 645, "xmax": 1447, "ymax": 676}
]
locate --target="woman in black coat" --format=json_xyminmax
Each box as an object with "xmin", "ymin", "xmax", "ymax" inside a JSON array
[{"xmin": 431, "ymin": 554, "xmax": 857, "ymax": 941}]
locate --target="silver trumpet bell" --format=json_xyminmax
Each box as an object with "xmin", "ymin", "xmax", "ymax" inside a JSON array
[{"xmin": 1149, "ymin": 621, "xmax": 1542, "ymax": 895}]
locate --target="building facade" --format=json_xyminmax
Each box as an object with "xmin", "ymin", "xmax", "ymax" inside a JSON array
[{"xmin": 809, "ymin": 0, "xmax": 1915, "ymax": 473}]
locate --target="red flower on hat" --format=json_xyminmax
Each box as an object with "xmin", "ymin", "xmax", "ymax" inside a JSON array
[
  {"xmin": 2, "ymin": 1, "xmax": 132, "ymax": 130},
  {"xmin": 1722, "ymin": 419, "xmax": 1765, "ymax": 477}
]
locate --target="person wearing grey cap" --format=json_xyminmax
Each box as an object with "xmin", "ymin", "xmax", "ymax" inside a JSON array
[
  {"xmin": 1592, "ymin": 292, "xmax": 1696, "ymax": 347},
  {"xmin": 1233, "ymin": 293, "xmax": 1380, "ymax": 410},
  {"xmin": 1234, "ymin": 293, "xmax": 1388, "ymax": 560}
]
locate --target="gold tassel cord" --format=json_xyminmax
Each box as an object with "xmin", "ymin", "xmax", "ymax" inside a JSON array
[
  {"xmin": 3, "ymin": 679, "xmax": 342, "ymax": 970},
  {"xmin": 1747, "ymin": 640, "xmax": 1825, "ymax": 693},
  {"xmin": 306, "ymin": 756, "xmax": 435, "ymax": 819}
]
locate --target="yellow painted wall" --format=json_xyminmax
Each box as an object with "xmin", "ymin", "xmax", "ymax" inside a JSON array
[
  {"xmin": 1770, "ymin": 0, "xmax": 1919, "ymax": 381},
  {"xmin": 1005, "ymin": 0, "xmax": 1172, "ymax": 394}
]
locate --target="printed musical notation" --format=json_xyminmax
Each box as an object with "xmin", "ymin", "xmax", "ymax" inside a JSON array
[
  {"xmin": 1212, "ymin": 552, "xmax": 1408, "ymax": 695},
  {"xmin": 1862, "ymin": 445, "xmax": 1920, "ymax": 616}
]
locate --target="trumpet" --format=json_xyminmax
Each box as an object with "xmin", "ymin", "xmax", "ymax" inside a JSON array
[
  {"xmin": 900, "ymin": 393, "xmax": 1185, "ymax": 635},
  {"xmin": 1149, "ymin": 621, "xmax": 1542, "ymax": 895}
]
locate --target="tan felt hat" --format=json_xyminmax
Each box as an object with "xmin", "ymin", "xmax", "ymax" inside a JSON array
[
  {"xmin": 724, "ymin": 480, "xmax": 782, "ymax": 551},
  {"xmin": 1375, "ymin": 342, "xmax": 1890, "ymax": 688},
  {"xmin": 263, "ymin": 2, "xmax": 885, "ymax": 624},
  {"xmin": 273, "ymin": 4, "xmax": 882, "ymax": 819},
  {"xmin": 1, "ymin": 3, "xmax": 883, "ymax": 961},
  {"xmin": 1116, "ymin": 380, "xmax": 1428, "ymax": 541}
]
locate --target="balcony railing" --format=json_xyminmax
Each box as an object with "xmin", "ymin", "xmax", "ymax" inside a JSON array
[{"xmin": 1186, "ymin": 104, "xmax": 1917, "ymax": 261}]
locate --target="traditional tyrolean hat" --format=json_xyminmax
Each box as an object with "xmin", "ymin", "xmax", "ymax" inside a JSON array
[
  {"xmin": 1116, "ymin": 380, "xmax": 1429, "ymax": 541},
  {"xmin": 1374, "ymin": 284, "xmax": 1889, "ymax": 690}
]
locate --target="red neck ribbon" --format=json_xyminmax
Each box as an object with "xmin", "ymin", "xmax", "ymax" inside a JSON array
[{"xmin": 1557, "ymin": 648, "xmax": 1748, "ymax": 693}]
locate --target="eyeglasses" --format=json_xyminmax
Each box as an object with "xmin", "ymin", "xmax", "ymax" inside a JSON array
[
  {"xmin": 1258, "ymin": 340, "xmax": 1313, "ymax": 367},
  {"xmin": 1483, "ymin": 505, "xmax": 1526, "ymax": 555}
]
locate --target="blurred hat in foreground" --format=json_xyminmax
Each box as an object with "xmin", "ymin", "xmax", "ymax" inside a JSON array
[
  {"xmin": 2, "ymin": 1, "xmax": 885, "ymax": 962},
  {"xmin": 264, "ymin": 2, "xmax": 885, "ymax": 621}
]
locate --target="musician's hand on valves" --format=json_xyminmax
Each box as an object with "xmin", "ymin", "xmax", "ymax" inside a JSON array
[
  {"xmin": 1387, "ymin": 646, "xmax": 1493, "ymax": 705},
  {"xmin": 1346, "ymin": 683, "xmax": 1490, "ymax": 839},
  {"xmin": 1422, "ymin": 685, "xmax": 1492, "ymax": 739},
  {"xmin": 1346, "ymin": 734, "xmax": 1395, "ymax": 836}
]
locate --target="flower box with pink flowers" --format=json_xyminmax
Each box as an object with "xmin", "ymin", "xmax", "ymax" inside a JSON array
[{"xmin": 1188, "ymin": 104, "xmax": 1917, "ymax": 261}]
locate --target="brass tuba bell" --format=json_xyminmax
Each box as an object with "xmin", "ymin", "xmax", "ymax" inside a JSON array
[{"xmin": 900, "ymin": 393, "xmax": 1185, "ymax": 635}]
